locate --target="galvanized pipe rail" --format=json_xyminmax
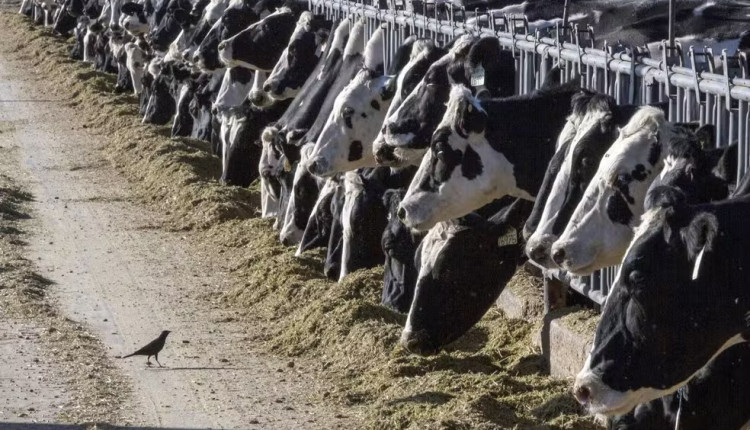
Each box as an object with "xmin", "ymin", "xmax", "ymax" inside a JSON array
[{"xmin": 311, "ymin": 0, "xmax": 750, "ymax": 307}]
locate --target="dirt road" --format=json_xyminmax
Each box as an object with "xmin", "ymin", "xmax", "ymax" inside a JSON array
[{"xmin": 0, "ymin": 47, "xmax": 348, "ymax": 429}]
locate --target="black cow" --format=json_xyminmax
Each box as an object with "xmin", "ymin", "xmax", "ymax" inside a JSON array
[
  {"xmin": 149, "ymin": 0, "xmax": 192, "ymax": 52},
  {"xmin": 221, "ymin": 98, "xmax": 292, "ymax": 186},
  {"xmin": 381, "ymin": 178, "xmax": 421, "ymax": 313},
  {"xmin": 573, "ymin": 189, "xmax": 750, "ymax": 416},
  {"xmin": 339, "ymin": 166, "xmax": 413, "ymax": 282},
  {"xmin": 143, "ymin": 62, "xmax": 193, "ymax": 125},
  {"xmin": 323, "ymin": 178, "xmax": 345, "ymax": 280},
  {"xmin": 400, "ymin": 197, "xmax": 532, "ymax": 355},
  {"xmin": 608, "ymin": 343, "xmax": 750, "ymax": 430},
  {"xmin": 645, "ymin": 128, "xmax": 735, "ymax": 210},
  {"xmin": 297, "ymin": 176, "xmax": 339, "ymax": 256}
]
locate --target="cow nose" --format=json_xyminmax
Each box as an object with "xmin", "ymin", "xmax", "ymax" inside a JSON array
[
  {"xmin": 307, "ymin": 160, "xmax": 319, "ymax": 175},
  {"xmin": 374, "ymin": 144, "xmax": 394, "ymax": 163},
  {"xmin": 573, "ymin": 383, "xmax": 591, "ymax": 405},
  {"xmin": 218, "ymin": 40, "xmax": 227, "ymax": 51},
  {"xmin": 528, "ymin": 245, "xmax": 547, "ymax": 263},
  {"xmin": 397, "ymin": 206, "xmax": 406, "ymax": 221},
  {"xmin": 263, "ymin": 82, "xmax": 272, "ymax": 93},
  {"xmin": 552, "ymin": 247, "xmax": 566, "ymax": 266}
]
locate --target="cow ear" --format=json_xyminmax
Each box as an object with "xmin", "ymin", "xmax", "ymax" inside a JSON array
[
  {"xmin": 695, "ymin": 124, "xmax": 715, "ymax": 150},
  {"xmin": 681, "ymin": 211, "xmax": 718, "ymax": 261}
]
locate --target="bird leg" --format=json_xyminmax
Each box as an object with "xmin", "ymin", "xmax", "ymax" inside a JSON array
[
  {"xmin": 155, "ymin": 353, "xmax": 163, "ymax": 368},
  {"xmin": 146, "ymin": 355, "xmax": 152, "ymax": 366}
]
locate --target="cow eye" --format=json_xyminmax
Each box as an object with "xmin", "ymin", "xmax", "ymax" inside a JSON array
[
  {"xmin": 342, "ymin": 106, "xmax": 354, "ymax": 118},
  {"xmin": 628, "ymin": 270, "xmax": 645, "ymax": 286}
]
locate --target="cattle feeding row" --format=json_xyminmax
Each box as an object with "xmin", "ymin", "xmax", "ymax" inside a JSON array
[{"xmin": 20, "ymin": 0, "xmax": 750, "ymax": 427}]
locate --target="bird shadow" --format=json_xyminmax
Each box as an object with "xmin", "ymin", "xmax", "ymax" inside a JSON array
[{"xmin": 146, "ymin": 366, "xmax": 256, "ymax": 371}]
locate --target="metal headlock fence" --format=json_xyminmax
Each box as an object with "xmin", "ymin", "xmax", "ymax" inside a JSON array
[{"xmin": 310, "ymin": 0, "xmax": 750, "ymax": 308}]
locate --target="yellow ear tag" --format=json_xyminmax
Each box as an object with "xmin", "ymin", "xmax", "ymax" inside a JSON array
[{"xmin": 284, "ymin": 159, "xmax": 292, "ymax": 172}]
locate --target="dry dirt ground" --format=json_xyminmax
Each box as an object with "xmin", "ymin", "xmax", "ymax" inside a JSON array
[{"xmin": 0, "ymin": 37, "xmax": 351, "ymax": 430}]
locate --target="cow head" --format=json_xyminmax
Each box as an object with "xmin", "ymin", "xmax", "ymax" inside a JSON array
[
  {"xmin": 371, "ymin": 39, "xmax": 444, "ymax": 166},
  {"xmin": 377, "ymin": 35, "xmax": 474, "ymax": 167},
  {"xmin": 339, "ymin": 169, "xmax": 388, "ymax": 281},
  {"xmin": 279, "ymin": 144, "xmax": 322, "ymax": 246},
  {"xmin": 149, "ymin": 3, "xmax": 191, "ymax": 52},
  {"xmin": 400, "ymin": 201, "xmax": 526, "ymax": 355},
  {"xmin": 193, "ymin": 0, "xmax": 263, "ymax": 72},
  {"xmin": 380, "ymin": 188, "xmax": 420, "ymax": 313},
  {"xmin": 646, "ymin": 124, "xmax": 729, "ymax": 209},
  {"xmin": 308, "ymin": 52, "xmax": 395, "ymax": 175},
  {"xmin": 526, "ymin": 93, "xmax": 636, "ymax": 269},
  {"xmin": 120, "ymin": 1, "xmax": 149, "ymax": 36},
  {"xmin": 262, "ymin": 12, "xmax": 331, "ymax": 100},
  {"xmin": 296, "ymin": 176, "xmax": 338, "ymax": 256},
  {"xmin": 398, "ymin": 85, "xmax": 512, "ymax": 231},
  {"xmin": 550, "ymin": 107, "xmax": 673, "ymax": 275},
  {"xmin": 573, "ymin": 198, "xmax": 749, "ymax": 415},
  {"xmin": 218, "ymin": 6, "xmax": 299, "ymax": 71}
]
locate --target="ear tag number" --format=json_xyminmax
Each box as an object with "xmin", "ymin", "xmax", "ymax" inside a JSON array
[{"xmin": 471, "ymin": 64, "xmax": 486, "ymax": 87}]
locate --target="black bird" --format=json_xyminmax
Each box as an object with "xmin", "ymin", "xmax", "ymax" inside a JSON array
[{"xmin": 121, "ymin": 330, "xmax": 171, "ymax": 367}]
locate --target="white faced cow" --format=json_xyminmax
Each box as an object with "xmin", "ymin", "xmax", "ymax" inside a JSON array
[{"xmin": 550, "ymin": 107, "xmax": 685, "ymax": 275}]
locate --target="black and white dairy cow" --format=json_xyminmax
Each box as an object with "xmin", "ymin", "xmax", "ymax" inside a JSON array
[
  {"xmin": 217, "ymin": 4, "xmax": 300, "ymax": 72},
  {"xmin": 524, "ymin": 92, "xmax": 643, "ymax": 269},
  {"xmin": 375, "ymin": 35, "xmax": 515, "ymax": 167},
  {"xmin": 549, "ymin": 108, "xmax": 728, "ymax": 275},
  {"xmin": 263, "ymin": 17, "xmax": 350, "ymax": 166},
  {"xmin": 274, "ymin": 18, "xmax": 366, "ymax": 244},
  {"xmin": 120, "ymin": 1, "xmax": 150, "ymax": 36},
  {"xmin": 397, "ymin": 81, "xmax": 579, "ymax": 232},
  {"xmin": 193, "ymin": 0, "xmax": 269, "ymax": 72},
  {"xmin": 607, "ymin": 343, "xmax": 750, "ymax": 430},
  {"xmin": 296, "ymin": 175, "xmax": 339, "ymax": 256},
  {"xmin": 572, "ymin": 190, "xmax": 750, "ymax": 416},
  {"xmin": 375, "ymin": 35, "xmax": 476, "ymax": 168},
  {"xmin": 262, "ymin": 11, "xmax": 332, "ymax": 101},
  {"xmin": 400, "ymin": 197, "xmax": 533, "ymax": 355},
  {"xmin": 306, "ymin": 34, "xmax": 427, "ymax": 176}
]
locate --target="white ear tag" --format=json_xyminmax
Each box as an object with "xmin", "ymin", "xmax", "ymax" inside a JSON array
[
  {"xmin": 470, "ymin": 64, "xmax": 485, "ymax": 87},
  {"xmin": 692, "ymin": 245, "xmax": 707, "ymax": 281}
]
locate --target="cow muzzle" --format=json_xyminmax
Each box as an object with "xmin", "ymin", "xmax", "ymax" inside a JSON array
[{"xmin": 399, "ymin": 329, "xmax": 439, "ymax": 356}]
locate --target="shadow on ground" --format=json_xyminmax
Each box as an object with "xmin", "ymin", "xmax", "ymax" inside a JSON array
[{"xmin": 1, "ymin": 424, "xmax": 260, "ymax": 430}]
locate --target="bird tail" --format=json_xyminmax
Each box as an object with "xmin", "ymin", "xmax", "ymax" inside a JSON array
[{"xmin": 121, "ymin": 353, "xmax": 134, "ymax": 359}]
